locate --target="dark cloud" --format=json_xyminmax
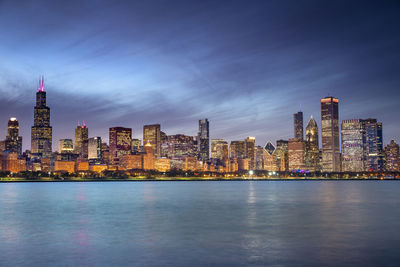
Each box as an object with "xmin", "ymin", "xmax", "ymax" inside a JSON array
[{"xmin": 0, "ymin": 0, "xmax": 399, "ymax": 150}]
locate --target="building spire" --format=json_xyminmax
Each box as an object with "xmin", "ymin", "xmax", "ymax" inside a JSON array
[{"xmin": 41, "ymin": 76, "xmax": 45, "ymax": 91}]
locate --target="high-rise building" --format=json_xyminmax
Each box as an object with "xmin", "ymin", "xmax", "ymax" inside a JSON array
[
  {"xmin": 143, "ymin": 124, "xmax": 161, "ymax": 157},
  {"xmin": 275, "ymin": 140, "xmax": 289, "ymax": 171},
  {"xmin": 245, "ymin": 137, "xmax": 256, "ymax": 169},
  {"xmin": 229, "ymin": 141, "xmax": 245, "ymax": 159},
  {"xmin": 211, "ymin": 139, "xmax": 228, "ymax": 162},
  {"xmin": 5, "ymin": 118, "xmax": 22, "ymax": 156},
  {"xmin": 166, "ymin": 134, "xmax": 197, "ymax": 159},
  {"xmin": 305, "ymin": 116, "xmax": 320, "ymax": 172},
  {"xmin": 364, "ymin": 118, "xmax": 384, "ymax": 171},
  {"xmin": 58, "ymin": 139, "xmax": 74, "ymax": 153},
  {"xmin": 320, "ymin": 96, "xmax": 340, "ymax": 172},
  {"xmin": 88, "ymin": 137, "xmax": 102, "ymax": 160},
  {"xmin": 31, "ymin": 77, "xmax": 52, "ymax": 158},
  {"xmin": 288, "ymin": 138, "xmax": 305, "ymax": 170},
  {"xmin": 384, "ymin": 140, "xmax": 399, "ymax": 171},
  {"xmin": 197, "ymin": 119, "xmax": 209, "ymax": 161},
  {"xmin": 131, "ymin": 139, "xmax": 142, "ymax": 154},
  {"xmin": 255, "ymin": 145, "xmax": 264, "ymax": 170},
  {"xmin": 109, "ymin": 127, "xmax": 132, "ymax": 164},
  {"xmin": 341, "ymin": 119, "xmax": 365, "ymax": 172},
  {"xmin": 294, "ymin": 111, "xmax": 304, "ymax": 140},
  {"xmin": 74, "ymin": 122, "xmax": 89, "ymax": 159},
  {"xmin": 264, "ymin": 141, "xmax": 277, "ymax": 171}
]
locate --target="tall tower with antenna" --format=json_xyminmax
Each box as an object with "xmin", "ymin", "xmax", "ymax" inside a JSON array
[{"xmin": 31, "ymin": 76, "xmax": 53, "ymax": 158}]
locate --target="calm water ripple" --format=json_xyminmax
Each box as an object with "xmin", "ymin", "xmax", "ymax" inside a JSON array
[{"xmin": 1, "ymin": 181, "xmax": 400, "ymax": 266}]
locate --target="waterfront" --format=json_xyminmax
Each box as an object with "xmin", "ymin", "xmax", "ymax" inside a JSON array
[{"xmin": 1, "ymin": 181, "xmax": 400, "ymax": 266}]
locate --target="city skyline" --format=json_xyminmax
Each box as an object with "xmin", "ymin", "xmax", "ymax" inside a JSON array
[{"xmin": 0, "ymin": 1, "xmax": 399, "ymax": 151}]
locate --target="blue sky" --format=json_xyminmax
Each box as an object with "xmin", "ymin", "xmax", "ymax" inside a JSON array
[{"xmin": 0, "ymin": 0, "xmax": 399, "ymax": 151}]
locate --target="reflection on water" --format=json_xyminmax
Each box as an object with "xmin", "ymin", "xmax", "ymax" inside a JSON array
[{"xmin": 0, "ymin": 181, "xmax": 400, "ymax": 266}]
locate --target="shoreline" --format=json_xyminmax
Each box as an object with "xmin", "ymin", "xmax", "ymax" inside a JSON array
[{"xmin": 0, "ymin": 177, "xmax": 397, "ymax": 183}]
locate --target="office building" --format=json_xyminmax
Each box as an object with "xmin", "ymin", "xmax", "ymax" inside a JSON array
[
  {"xmin": 58, "ymin": 139, "xmax": 73, "ymax": 153},
  {"xmin": 294, "ymin": 111, "xmax": 304, "ymax": 140},
  {"xmin": 109, "ymin": 127, "xmax": 132, "ymax": 164},
  {"xmin": 245, "ymin": 137, "xmax": 256, "ymax": 169},
  {"xmin": 305, "ymin": 116, "xmax": 320, "ymax": 172},
  {"xmin": 341, "ymin": 119, "xmax": 365, "ymax": 172},
  {"xmin": 88, "ymin": 137, "xmax": 102, "ymax": 160},
  {"xmin": 384, "ymin": 140, "xmax": 399, "ymax": 171},
  {"xmin": 364, "ymin": 118, "xmax": 384, "ymax": 171},
  {"xmin": 74, "ymin": 122, "xmax": 89, "ymax": 159},
  {"xmin": 288, "ymin": 138, "xmax": 305, "ymax": 170},
  {"xmin": 31, "ymin": 77, "xmax": 52, "ymax": 158},
  {"xmin": 5, "ymin": 118, "xmax": 22, "ymax": 156},
  {"xmin": 320, "ymin": 96, "xmax": 340, "ymax": 172},
  {"xmin": 143, "ymin": 124, "xmax": 161, "ymax": 157},
  {"xmin": 197, "ymin": 119, "xmax": 209, "ymax": 161}
]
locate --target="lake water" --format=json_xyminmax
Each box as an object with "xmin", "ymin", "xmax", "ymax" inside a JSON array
[{"xmin": 0, "ymin": 181, "xmax": 400, "ymax": 266}]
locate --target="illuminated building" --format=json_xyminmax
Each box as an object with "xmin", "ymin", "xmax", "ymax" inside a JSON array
[
  {"xmin": 109, "ymin": 127, "xmax": 132, "ymax": 164},
  {"xmin": 31, "ymin": 77, "xmax": 52, "ymax": 158},
  {"xmin": 229, "ymin": 158, "xmax": 239, "ymax": 172},
  {"xmin": 238, "ymin": 158, "xmax": 249, "ymax": 171},
  {"xmin": 275, "ymin": 140, "xmax": 289, "ymax": 171},
  {"xmin": 184, "ymin": 156, "xmax": 201, "ymax": 171},
  {"xmin": 88, "ymin": 137, "xmax": 102, "ymax": 161},
  {"xmin": 143, "ymin": 124, "xmax": 161, "ymax": 157},
  {"xmin": 167, "ymin": 134, "xmax": 197, "ymax": 158},
  {"xmin": 245, "ymin": 137, "xmax": 256, "ymax": 169},
  {"xmin": 229, "ymin": 141, "xmax": 245, "ymax": 159},
  {"xmin": 341, "ymin": 119, "xmax": 365, "ymax": 172},
  {"xmin": 320, "ymin": 96, "xmax": 340, "ymax": 172},
  {"xmin": 364, "ymin": 118, "xmax": 384, "ymax": 171},
  {"xmin": 1, "ymin": 152, "xmax": 26, "ymax": 173},
  {"xmin": 119, "ymin": 154, "xmax": 143, "ymax": 170},
  {"xmin": 143, "ymin": 142, "xmax": 155, "ymax": 170},
  {"xmin": 384, "ymin": 140, "xmax": 399, "ymax": 171},
  {"xmin": 76, "ymin": 161, "xmax": 89, "ymax": 172},
  {"xmin": 264, "ymin": 141, "xmax": 278, "ymax": 171},
  {"xmin": 155, "ymin": 158, "xmax": 171, "ymax": 172},
  {"xmin": 288, "ymin": 138, "xmax": 305, "ymax": 170},
  {"xmin": 211, "ymin": 139, "xmax": 229, "ymax": 162},
  {"xmin": 131, "ymin": 139, "xmax": 142, "ymax": 154},
  {"xmin": 89, "ymin": 164, "xmax": 108, "ymax": 173},
  {"xmin": 197, "ymin": 119, "xmax": 209, "ymax": 161},
  {"xmin": 255, "ymin": 146, "xmax": 264, "ymax": 170},
  {"xmin": 74, "ymin": 122, "xmax": 89, "ymax": 159},
  {"xmin": 54, "ymin": 161, "xmax": 75, "ymax": 173},
  {"xmin": 305, "ymin": 116, "xmax": 320, "ymax": 172},
  {"xmin": 58, "ymin": 139, "xmax": 73, "ymax": 153},
  {"xmin": 294, "ymin": 111, "xmax": 304, "ymax": 140},
  {"xmin": 101, "ymin": 142, "xmax": 110, "ymax": 164},
  {"xmin": 5, "ymin": 118, "xmax": 23, "ymax": 156},
  {"xmin": 0, "ymin": 141, "xmax": 5, "ymax": 152}
]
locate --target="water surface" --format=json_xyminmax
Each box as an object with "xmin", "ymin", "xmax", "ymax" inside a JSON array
[{"xmin": 1, "ymin": 181, "xmax": 399, "ymax": 266}]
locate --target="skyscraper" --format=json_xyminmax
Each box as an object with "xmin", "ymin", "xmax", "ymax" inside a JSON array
[
  {"xmin": 88, "ymin": 137, "xmax": 102, "ymax": 161},
  {"xmin": 143, "ymin": 124, "xmax": 161, "ymax": 157},
  {"xmin": 320, "ymin": 96, "xmax": 340, "ymax": 172},
  {"xmin": 197, "ymin": 119, "xmax": 209, "ymax": 161},
  {"xmin": 293, "ymin": 111, "xmax": 304, "ymax": 140},
  {"xmin": 275, "ymin": 140, "xmax": 289, "ymax": 171},
  {"xmin": 341, "ymin": 119, "xmax": 365, "ymax": 172},
  {"xmin": 31, "ymin": 77, "xmax": 52, "ymax": 158},
  {"xmin": 364, "ymin": 118, "xmax": 384, "ymax": 171},
  {"xmin": 305, "ymin": 116, "xmax": 319, "ymax": 172},
  {"xmin": 230, "ymin": 141, "xmax": 246, "ymax": 159},
  {"xmin": 288, "ymin": 138, "xmax": 305, "ymax": 170},
  {"xmin": 245, "ymin": 137, "xmax": 256, "ymax": 169},
  {"xmin": 5, "ymin": 118, "xmax": 22, "ymax": 156},
  {"xmin": 74, "ymin": 122, "xmax": 89, "ymax": 159},
  {"xmin": 58, "ymin": 139, "xmax": 73, "ymax": 153},
  {"xmin": 109, "ymin": 127, "xmax": 132, "ymax": 164},
  {"xmin": 211, "ymin": 139, "xmax": 228, "ymax": 162},
  {"xmin": 384, "ymin": 140, "xmax": 399, "ymax": 171}
]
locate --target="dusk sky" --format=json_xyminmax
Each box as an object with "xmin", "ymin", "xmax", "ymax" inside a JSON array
[{"xmin": 0, "ymin": 0, "xmax": 399, "ymax": 151}]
